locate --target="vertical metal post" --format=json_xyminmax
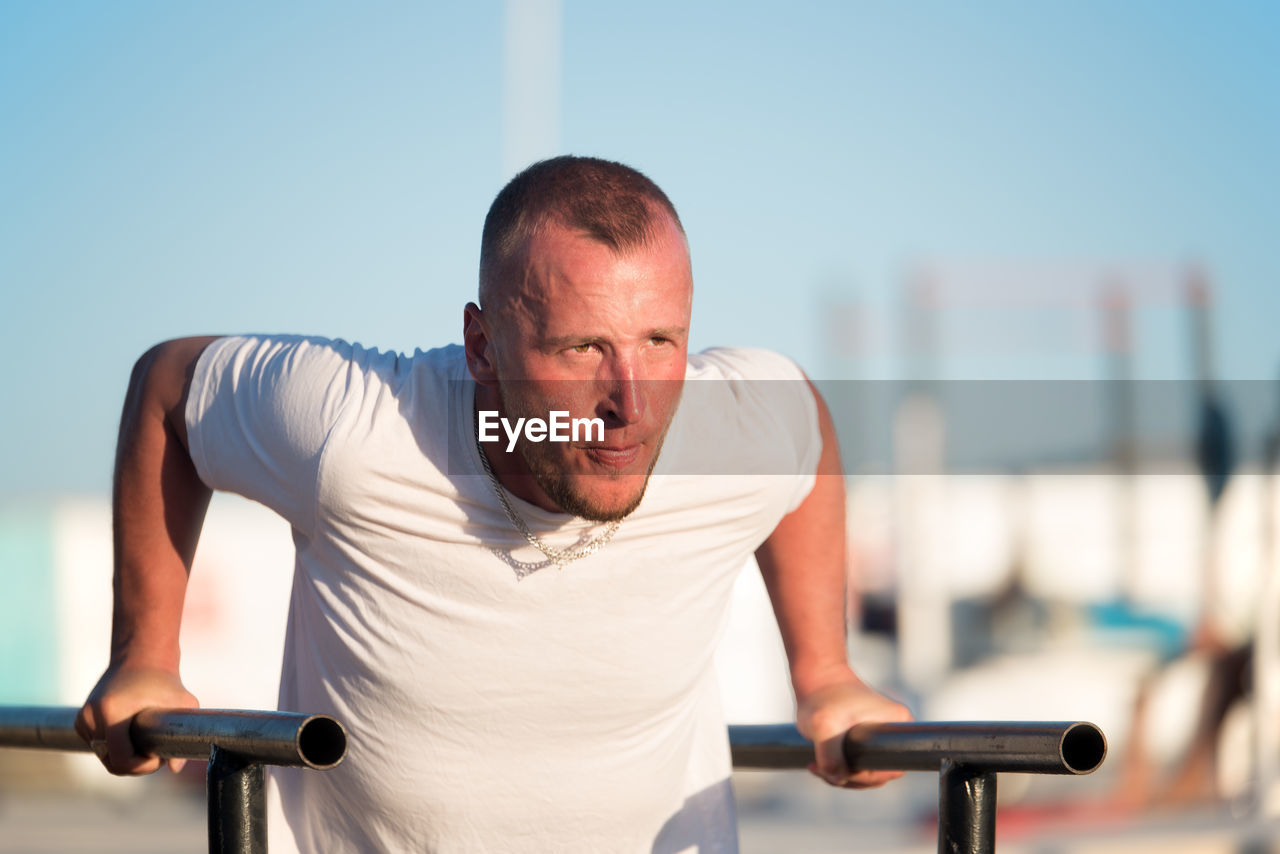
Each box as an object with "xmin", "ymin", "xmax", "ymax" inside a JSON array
[
  {"xmin": 938, "ymin": 761, "xmax": 996, "ymax": 854},
  {"xmin": 207, "ymin": 745, "xmax": 267, "ymax": 854}
]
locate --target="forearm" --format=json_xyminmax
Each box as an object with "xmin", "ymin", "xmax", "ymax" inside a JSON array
[
  {"xmin": 757, "ymin": 381, "xmax": 912, "ymax": 787},
  {"xmin": 755, "ymin": 380, "xmax": 853, "ymax": 699},
  {"xmin": 76, "ymin": 338, "xmax": 217, "ymax": 775},
  {"xmin": 755, "ymin": 472, "xmax": 853, "ymax": 698},
  {"xmin": 109, "ymin": 339, "xmax": 216, "ymax": 672}
]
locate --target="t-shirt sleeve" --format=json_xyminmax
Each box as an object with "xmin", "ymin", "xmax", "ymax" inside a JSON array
[
  {"xmin": 689, "ymin": 347, "xmax": 823, "ymax": 514},
  {"xmin": 186, "ymin": 335, "xmax": 358, "ymax": 533}
]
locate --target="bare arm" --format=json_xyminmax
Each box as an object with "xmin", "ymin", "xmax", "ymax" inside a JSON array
[
  {"xmin": 755, "ymin": 380, "xmax": 912, "ymax": 788},
  {"xmin": 75, "ymin": 336, "xmax": 219, "ymax": 775}
]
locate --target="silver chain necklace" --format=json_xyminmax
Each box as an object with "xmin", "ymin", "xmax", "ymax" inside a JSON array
[{"xmin": 475, "ymin": 435, "xmax": 621, "ymax": 572}]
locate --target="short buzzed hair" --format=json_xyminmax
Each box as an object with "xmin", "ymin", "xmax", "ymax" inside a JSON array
[{"xmin": 478, "ymin": 156, "xmax": 685, "ymax": 307}]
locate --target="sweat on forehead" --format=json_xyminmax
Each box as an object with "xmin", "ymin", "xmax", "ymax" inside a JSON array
[{"xmin": 478, "ymin": 156, "xmax": 684, "ymax": 306}]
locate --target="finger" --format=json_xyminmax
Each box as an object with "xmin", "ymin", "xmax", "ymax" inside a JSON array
[
  {"xmin": 167, "ymin": 757, "xmax": 187, "ymax": 774},
  {"xmin": 843, "ymin": 769, "xmax": 904, "ymax": 789},
  {"xmin": 74, "ymin": 704, "xmax": 99, "ymax": 744},
  {"xmin": 77, "ymin": 706, "xmax": 116, "ymax": 772},
  {"xmin": 810, "ymin": 754, "xmax": 904, "ymax": 789},
  {"xmin": 105, "ymin": 717, "xmax": 158, "ymax": 776},
  {"xmin": 809, "ymin": 759, "xmax": 854, "ymax": 787},
  {"xmin": 814, "ymin": 736, "xmax": 850, "ymax": 781}
]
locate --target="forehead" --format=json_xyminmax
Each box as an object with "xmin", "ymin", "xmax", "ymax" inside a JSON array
[{"xmin": 507, "ymin": 217, "xmax": 692, "ymax": 326}]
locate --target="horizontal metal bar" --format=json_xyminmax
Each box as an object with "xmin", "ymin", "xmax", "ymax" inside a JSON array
[
  {"xmin": 728, "ymin": 722, "xmax": 814, "ymax": 768},
  {"xmin": 729, "ymin": 721, "xmax": 1106, "ymax": 775},
  {"xmin": 0, "ymin": 706, "xmax": 86, "ymax": 753},
  {"xmin": 0, "ymin": 706, "xmax": 347, "ymax": 770}
]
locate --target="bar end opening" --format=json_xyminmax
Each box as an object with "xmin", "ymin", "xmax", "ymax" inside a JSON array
[
  {"xmin": 298, "ymin": 716, "xmax": 347, "ymax": 769},
  {"xmin": 1060, "ymin": 722, "xmax": 1107, "ymax": 774}
]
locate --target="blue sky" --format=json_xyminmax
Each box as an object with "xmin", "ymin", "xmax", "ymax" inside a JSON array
[{"xmin": 2, "ymin": 1, "xmax": 1277, "ymax": 497}]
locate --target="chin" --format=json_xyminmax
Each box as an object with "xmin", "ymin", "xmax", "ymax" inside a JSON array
[{"xmin": 544, "ymin": 474, "xmax": 650, "ymax": 523}]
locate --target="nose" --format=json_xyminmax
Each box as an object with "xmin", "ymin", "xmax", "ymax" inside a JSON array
[{"xmin": 601, "ymin": 355, "xmax": 645, "ymax": 427}]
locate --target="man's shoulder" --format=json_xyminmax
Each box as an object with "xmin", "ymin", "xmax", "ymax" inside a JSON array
[
  {"xmin": 658, "ymin": 344, "xmax": 821, "ymax": 482},
  {"xmin": 203, "ymin": 335, "xmax": 466, "ymax": 381},
  {"xmin": 686, "ymin": 346, "xmax": 808, "ymax": 383}
]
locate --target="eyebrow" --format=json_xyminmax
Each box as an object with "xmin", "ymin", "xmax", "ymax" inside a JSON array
[{"xmin": 542, "ymin": 327, "xmax": 688, "ymax": 349}]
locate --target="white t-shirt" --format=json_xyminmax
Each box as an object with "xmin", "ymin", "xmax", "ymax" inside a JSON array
[{"xmin": 186, "ymin": 336, "xmax": 821, "ymax": 854}]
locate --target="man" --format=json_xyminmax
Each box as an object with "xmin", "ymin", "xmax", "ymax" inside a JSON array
[{"xmin": 77, "ymin": 156, "xmax": 910, "ymax": 852}]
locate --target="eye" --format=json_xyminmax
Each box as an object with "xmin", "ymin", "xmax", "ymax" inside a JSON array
[{"xmin": 571, "ymin": 342, "xmax": 597, "ymax": 354}]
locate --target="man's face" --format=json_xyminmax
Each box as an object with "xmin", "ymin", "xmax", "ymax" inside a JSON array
[{"xmin": 480, "ymin": 215, "xmax": 692, "ymax": 521}]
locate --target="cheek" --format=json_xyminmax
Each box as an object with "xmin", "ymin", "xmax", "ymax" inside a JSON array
[
  {"xmin": 650, "ymin": 364, "xmax": 686, "ymax": 419},
  {"xmin": 503, "ymin": 380, "xmax": 559, "ymax": 413}
]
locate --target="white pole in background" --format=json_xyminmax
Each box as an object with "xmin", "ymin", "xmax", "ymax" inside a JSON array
[{"xmin": 502, "ymin": 0, "xmax": 562, "ymax": 180}]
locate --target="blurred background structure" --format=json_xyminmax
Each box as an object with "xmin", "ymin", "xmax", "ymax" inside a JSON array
[{"xmin": 3, "ymin": 1, "xmax": 1279, "ymax": 851}]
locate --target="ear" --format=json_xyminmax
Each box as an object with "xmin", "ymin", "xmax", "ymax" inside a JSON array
[{"xmin": 463, "ymin": 302, "xmax": 498, "ymax": 385}]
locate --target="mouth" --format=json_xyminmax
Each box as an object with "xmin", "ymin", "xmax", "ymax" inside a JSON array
[{"xmin": 581, "ymin": 444, "xmax": 644, "ymax": 470}]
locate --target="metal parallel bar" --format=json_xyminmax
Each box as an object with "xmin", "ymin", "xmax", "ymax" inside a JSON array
[
  {"xmin": 132, "ymin": 709, "xmax": 346, "ymax": 769},
  {"xmin": 844, "ymin": 721, "xmax": 1106, "ymax": 775},
  {"xmin": 207, "ymin": 746, "xmax": 266, "ymax": 854},
  {"xmin": 729, "ymin": 721, "xmax": 1107, "ymax": 775},
  {"xmin": 730, "ymin": 721, "xmax": 1106, "ymax": 854},
  {"xmin": 728, "ymin": 722, "xmax": 814, "ymax": 767},
  {"xmin": 0, "ymin": 705, "xmax": 88, "ymax": 753},
  {"xmin": 0, "ymin": 705, "xmax": 346, "ymax": 854},
  {"xmin": 2, "ymin": 710, "xmax": 1105, "ymax": 854},
  {"xmin": 938, "ymin": 762, "xmax": 996, "ymax": 854},
  {"xmin": 0, "ymin": 706, "xmax": 346, "ymax": 769}
]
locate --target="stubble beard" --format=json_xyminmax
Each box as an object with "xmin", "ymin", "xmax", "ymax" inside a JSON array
[
  {"xmin": 519, "ymin": 434, "xmax": 666, "ymax": 523},
  {"xmin": 498, "ymin": 386, "xmax": 670, "ymax": 523}
]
